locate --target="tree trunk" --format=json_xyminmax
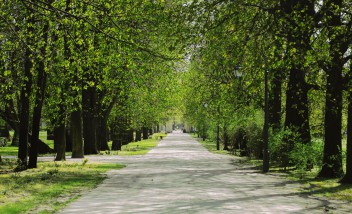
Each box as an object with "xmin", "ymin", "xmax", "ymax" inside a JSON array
[
  {"xmin": 54, "ymin": 122, "xmax": 66, "ymax": 161},
  {"xmin": 319, "ymin": 67, "xmax": 344, "ymax": 178},
  {"xmin": 66, "ymin": 126, "xmax": 72, "ymax": 152},
  {"xmin": 223, "ymin": 125, "xmax": 229, "ymax": 151},
  {"xmin": 268, "ymin": 69, "xmax": 282, "ymax": 131},
  {"xmin": 82, "ymin": 87, "xmax": 98, "ymax": 155},
  {"xmin": 11, "ymin": 128, "xmax": 19, "ymax": 146},
  {"xmin": 70, "ymin": 110, "xmax": 84, "ymax": 158},
  {"xmin": 142, "ymin": 127, "xmax": 148, "ymax": 140},
  {"xmin": 280, "ymin": 0, "xmax": 314, "ymax": 167},
  {"xmin": 341, "ymin": 89, "xmax": 352, "ymax": 183},
  {"xmin": 127, "ymin": 129, "xmax": 134, "ymax": 143},
  {"xmin": 318, "ymin": 0, "xmax": 347, "ymax": 178},
  {"xmin": 97, "ymin": 116, "xmax": 109, "ymax": 151},
  {"xmin": 17, "ymin": 13, "xmax": 34, "ymax": 171},
  {"xmin": 284, "ymin": 68, "xmax": 311, "ymax": 145},
  {"xmin": 28, "ymin": 22, "xmax": 49, "ymax": 169},
  {"xmin": 135, "ymin": 129, "xmax": 141, "ymax": 142},
  {"xmin": 111, "ymin": 138, "xmax": 122, "ymax": 151}
]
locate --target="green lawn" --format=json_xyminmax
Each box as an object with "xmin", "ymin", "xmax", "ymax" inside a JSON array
[
  {"xmin": 193, "ymin": 134, "xmax": 232, "ymax": 156},
  {"xmin": 0, "ymin": 131, "xmax": 54, "ymax": 157},
  {"xmin": 0, "ymin": 160, "xmax": 124, "ymax": 214},
  {"xmin": 106, "ymin": 133, "xmax": 166, "ymax": 156},
  {"xmin": 1, "ymin": 131, "xmax": 165, "ymax": 157}
]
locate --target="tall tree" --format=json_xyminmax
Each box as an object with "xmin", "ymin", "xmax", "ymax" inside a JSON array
[{"xmin": 318, "ymin": 0, "xmax": 351, "ymax": 178}]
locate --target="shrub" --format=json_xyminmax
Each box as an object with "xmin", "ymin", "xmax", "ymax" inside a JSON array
[
  {"xmin": 289, "ymin": 139, "xmax": 324, "ymax": 172},
  {"xmin": 269, "ymin": 129, "xmax": 296, "ymax": 168},
  {"xmin": 245, "ymin": 122, "xmax": 263, "ymax": 159},
  {"xmin": 269, "ymin": 128, "xmax": 324, "ymax": 172},
  {"xmin": 232, "ymin": 126, "xmax": 247, "ymax": 156}
]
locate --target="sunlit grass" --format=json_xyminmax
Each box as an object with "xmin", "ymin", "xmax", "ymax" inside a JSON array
[
  {"xmin": 0, "ymin": 131, "xmax": 54, "ymax": 157},
  {"xmin": 192, "ymin": 134, "xmax": 232, "ymax": 155},
  {"xmin": 0, "ymin": 146, "xmax": 18, "ymax": 156},
  {"xmin": 304, "ymin": 180, "xmax": 352, "ymax": 201},
  {"xmin": 106, "ymin": 137, "xmax": 162, "ymax": 156},
  {"xmin": 0, "ymin": 159, "xmax": 124, "ymax": 214}
]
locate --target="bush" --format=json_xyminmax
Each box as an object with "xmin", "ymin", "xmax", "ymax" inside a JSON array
[
  {"xmin": 289, "ymin": 139, "xmax": 323, "ymax": 172},
  {"xmin": 269, "ymin": 129, "xmax": 323, "ymax": 171},
  {"xmin": 245, "ymin": 122, "xmax": 263, "ymax": 159},
  {"xmin": 269, "ymin": 129, "xmax": 294, "ymax": 167},
  {"xmin": 232, "ymin": 127, "xmax": 247, "ymax": 156}
]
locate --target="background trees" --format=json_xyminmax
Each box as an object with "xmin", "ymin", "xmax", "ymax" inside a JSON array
[
  {"xmin": 1, "ymin": 0, "xmax": 352, "ymax": 183},
  {"xmin": 0, "ymin": 0, "xmax": 183, "ymax": 170},
  {"xmin": 179, "ymin": 0, "xmax": 352, "ymax": 182}
]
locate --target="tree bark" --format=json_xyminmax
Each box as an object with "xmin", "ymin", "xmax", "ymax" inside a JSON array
[
  {"xmin": 341, "ymin": 89, "xmax": 352, "ymax": 183},
  {"xmin": 82, "ymin": 86, "xmax": 98, "ymax": 155},
  {"xmin": 97, "ymin": 116, "xmax": 109, "ymax": 151},
  {"xmin": 268, "ymin": 69, "xmax": 282, "ymax": 131},
  {"xmin": 12, "ymin": 128, "xmax": 19, "ymax": 146},
  {"xmin": 28, "ymin": 22, "xmax": 49, "ymax": 169},
  {"xmin": 66, "ymin": 125, "xmax": 72, "ymax": 152},
  {"xmin": 284, "ymin": 68, "xmax": 311, "ymax": 145},
  {"xmin": 223, "ymin": 125, "xmax": 229, "ymax": 151},
  {"xmin": 318, "ymin": 0, "xmax": 347, "ymax": 178},
  {"xmin": 319, "ymin": 67, "xmax": 344, "ymax": 177},
  {"xmin": 127, "ymin": 129, "xmax": 134, "ymax": 143},
  {"xmin": 70, "ymin": 110, "xmax": 84, "ymax": 158},
  {"xmin": 54, "ymin": 122, "xmax": 66, "ymax": 161},
  {"xmin": 142, "ymin": 126, "xmax": 148, "ymax": 139},
  {"xmin": 280, "ymin": 0, "xmax": 314, "ymax": 167},
  {"xmin": 135, "ymin": 129, "xmax": 141, "ymax": 142},
  {"xmin": 17, "ymin": 12, "xmax": 34, "ymax": 171}
]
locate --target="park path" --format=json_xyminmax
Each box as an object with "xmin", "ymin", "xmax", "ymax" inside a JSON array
[{"xmin": 58, "ymin": 132, "xmax": 350, "ymax": 214}]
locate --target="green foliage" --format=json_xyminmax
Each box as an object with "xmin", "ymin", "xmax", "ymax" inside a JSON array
[
  {"xmin": 289, "ymin": 139, "xmax": 324, "ymax": 174},
  {"xmin": 245, "ymin": 122, "xmax": 264, "ymax": 159},
  {"xmin": 270, "ymin": 129, "xmax": 324, "ymax": 172},
  {"xmin": 269, "ymin": 129, "xmax": 295, "ymax": 168}
]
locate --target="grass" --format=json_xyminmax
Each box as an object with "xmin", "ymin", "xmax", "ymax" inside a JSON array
[
  {"xmin": 0, "ymin": 146, "xmax": 18, "ymax": 156},
  {"xmin": 105, "ymin": 133, "xmax": 165, "ymax": 156},
  {"xmin": 282, "ymin": 169, "xmax": 352, "ymax": 201},
  {"xmin": 192, "ymin": 134, "xmax": 232, "ymax": 156},
  {"xmin": 0, "ymin": 159, "xmax": 125, "ymax": 214},
  {"xmin": 1, "ymin": 132, "xmax": 165, "ymax": 157},
  {"xmin": 0, "ymin": 131, "xmax": 54, "ymax": 157},
  {"xmin": 300, "ymin": 179, "xmax": 352, "ymax": 201}
]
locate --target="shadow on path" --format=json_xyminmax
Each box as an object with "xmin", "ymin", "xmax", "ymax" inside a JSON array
[{"xmin": 58, "ymin": 132, "xmax": 351, "ymax": 214}]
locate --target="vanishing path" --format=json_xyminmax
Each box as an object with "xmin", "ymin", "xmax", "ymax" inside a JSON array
[{"xmin": 59, "ymin": 132, "xmax": 350, "ymax": 214}]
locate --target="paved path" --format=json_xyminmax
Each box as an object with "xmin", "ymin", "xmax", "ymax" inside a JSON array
[{"xmin": 58, "ymin": 132, "xmax": 350, "ymax": 214}]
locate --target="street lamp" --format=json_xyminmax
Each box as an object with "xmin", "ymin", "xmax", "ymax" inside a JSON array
[
  {"xmin": 263, "ymin": 70, "xmax": 269, "ymax": 173},
  {"xmin": 234, "ymin": 66, "xmax": 243, "ymax": 78},
  {"xmin": 216, "ymin": 104, "xmax": 220, "ymax": 150},
  {"xmin": 202, "ymin": 103, "xmax": 208, "ymax": 141}
]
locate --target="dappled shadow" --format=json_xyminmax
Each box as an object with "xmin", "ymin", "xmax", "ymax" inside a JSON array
[{"xmin": 59, "ymin": 133, "xmax": 351, "ymax": 214}]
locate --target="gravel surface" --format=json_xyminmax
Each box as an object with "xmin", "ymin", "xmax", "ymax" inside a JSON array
[{"xmin": 58, "ymin": 132, "xmax": 351, "ymax": 214}]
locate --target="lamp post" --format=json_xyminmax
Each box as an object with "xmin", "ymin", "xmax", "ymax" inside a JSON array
[
  {"xmin": 263, "ymin": 70, "xmax": 270, "ymax": 173},
  {"xmin": 202, "ymin": 103, "xmax": 208, "ymax": 141},
  {"xmin": 216, "ymin": 104, "xmax": 220, "ymax": 150}
]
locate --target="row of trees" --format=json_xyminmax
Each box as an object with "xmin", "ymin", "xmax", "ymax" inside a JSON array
[
  {"xmin": 0, "ymin": 0, "xmax": 182, "ymax": 171},
  {"xmin": 180, "ymin": 0, "xmax": 352, "ymax": 182}
]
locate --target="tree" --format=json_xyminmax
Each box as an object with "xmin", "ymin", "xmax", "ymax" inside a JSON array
[{"xmin": 318, "ymin": 0, "xmax": 351, "ymax": 178}]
